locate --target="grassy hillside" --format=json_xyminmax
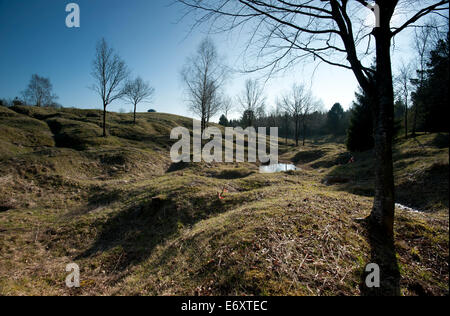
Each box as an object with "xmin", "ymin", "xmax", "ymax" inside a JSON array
[{"xmin": 0, "ymin": 105, "xmax": 448, "ymax": 296}]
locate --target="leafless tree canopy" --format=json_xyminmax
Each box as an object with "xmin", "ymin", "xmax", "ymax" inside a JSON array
[
  {"xmin": 395, "ymin": 61, "xmax": 413, "ymax": 137},
  {"xmin": 279, "ymin": 83, "xmax": 314, "ymax": 145},
  {"xmin": 221, "ymin": 95, "xmax": 234, "ymax": 118},
  {"xmin": 207, "ymin": 91, "xmax": 224, "ymax": 124},
  {"xmin": 238, "ymin": 79, "xmax": 266, "ymax": 114},
  {"xmin": 22, "ymin": 74, "xmax": 58, "ymax": 107},
  {"xmin": 91, "ymin": 38, "xmax": 129, "ymax": 136},
  {"xmin": 178, "ymin": 0, "xmax": 448, "ymax": 87},
  {"xmin": 122, "ymin": 77, "xmax": 155, "ymax": 123},
  {"xmin": 181, "ymin": 38, "xmax": 227, "ymax": 132},
  {"xmin": 91, "ymin": 38, "xmax": 129, "ymax": 107}
]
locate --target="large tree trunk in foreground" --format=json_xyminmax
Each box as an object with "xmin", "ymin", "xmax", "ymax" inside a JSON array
[{"xmin": 369, "ymin": 20, "xmax": 396, "ymax": 238}]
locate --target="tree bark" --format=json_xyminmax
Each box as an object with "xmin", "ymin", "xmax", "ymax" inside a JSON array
[
  {"xmin": 412, "ymin": 105, "xmax": 418, "ymax": 137},
  {"xmin": 103, "ymin": 104, "xmax": 107, "ymax": 137},
  {"xmin": 302, "ymin": 120, "xmax": 307, "ymax": 146},
  {"xmin": 405, "ymin": 101, "xmax": 408, "ymax": 139},
  {"xmin": 134, "ymin": 103, "xmax": 137, "ymax": 124},
  {"xmin": 284, "ymin": 115, "xmax": 288, "ymax": 146},
  {"xmin": 369, "ymin": 24, "xmax": 396, "ymax": 238},
  {"xmin": 201, "ymin": 115, "xmax": 206, "ymax": 139}
]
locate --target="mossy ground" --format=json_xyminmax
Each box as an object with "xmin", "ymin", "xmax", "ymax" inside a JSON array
[{"xmin": 0, "ymin": 105, "xmax": 448, "ymax": 296}]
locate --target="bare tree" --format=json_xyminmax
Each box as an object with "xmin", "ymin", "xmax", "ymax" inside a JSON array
[
  {"xmin": 177, "ymin": 0, "xmax": 449, "ymax": 238},
  {"xmin": 122, "ymin": 77, "xmax": 155, "ymax": 124},
  {"xmin": 395, "ymin": 61, "xmax": 414, "ymax": 138},
  {"xmin": 91, "ymin": 38, "xmax": 129, "ymax": 137},
  {"xmin": 279, "ymin": 84, "xmax": 312, "ymax": 146},
  {"xmin": 22, "ymin": 74, "xmax": 58, "ymax": 107},
  {"xmin": 221, "ymin": 95, "xmax": 234, "ymax": 119},
  {"xmin": 238, "ymin": 79, "xmax": 266, "ymax": 127},
  {"xmin": 181, "ymin": 38, "xmax": 227, "ymax": 134},
  {"xmin": 274, "ymin": 102, "xmax": 290, "ymax": 145},
  {"xmin": 411, "ymin": 22, "xmax": 440, "ymax": 137},
  {"xmin": 207, "ymin": 92, "xmax": 224, "ymax": 125},
  {"xmin": 301, "ymin": 97, "xmax": 322, "ymax": 146}
]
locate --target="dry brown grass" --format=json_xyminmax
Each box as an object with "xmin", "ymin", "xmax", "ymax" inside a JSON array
[{"xmin": 0, "ymin": 107, "xmax": 448, "ymax": 296}]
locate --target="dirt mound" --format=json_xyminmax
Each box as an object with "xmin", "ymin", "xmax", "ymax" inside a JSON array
[{"xmin": 291, "ymin": 149, "xmax": 326, "ymax": 164}]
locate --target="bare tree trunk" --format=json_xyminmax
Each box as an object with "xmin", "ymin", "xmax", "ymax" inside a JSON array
[
  {"xmin": 201, "ymin": 115, "xmax": 206, "ymax": 138},
  {"xmin": 404, "ymin": 102, "xmax": 408, "ymax": 139},
  {"xmin": 206, "ymin": 110, "xmax": 211, "ymax": 128},
  {"xmin": 284, "ymin": 115, "xmax": 289, "ymax": 145},
  {"xmin": 302, "ymin": 121, "xmax": 306, "ymax": 146},
  {"xmin": 370, "ymin": 26, "xmax": 396, "ymax": 238},
  {"xmin": 412, "ymin": 69, "xmax": 425, "ymax": 138},
  {"xmin": 133, "ymin": 103, "xmax": 137, "ymax": 124},
  {"xmin": 103, "ymin": 104, "xmax": 107, "ymax": 137},
  {"xmin": 295, "ymin": 115, "xmax": 299, "ymax": 146},
  {"xmin": 412, "ymin": 105, "xmax": 418, "ymax": 137}
]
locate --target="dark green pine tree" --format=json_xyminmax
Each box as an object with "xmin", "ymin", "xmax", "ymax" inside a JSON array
[
  {"xmin": 326, "ymin": 103, "xmax": 345, "ymax": 135},
  {"xmin": 411, "ymin": 32, "xmax": 449, "ymax": 134},
  {"xmin": 423, "ymin": 33, "xmax": 449, "ymax": 132},
  {"xmin": 219, "ymin": 114, "xmax": 229, "ymax": 127},
  {"xmin": 346, "ymin": 88, "xmax": 374, "ymax": 152},
  {"xmin": 241, "ymin": 109, "xmax": 255, "ymax": 128}
]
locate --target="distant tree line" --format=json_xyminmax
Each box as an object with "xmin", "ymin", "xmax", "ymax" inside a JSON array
[{"xmin": 220, "ymin": 100, "xmax": 351, "ymax": 146}]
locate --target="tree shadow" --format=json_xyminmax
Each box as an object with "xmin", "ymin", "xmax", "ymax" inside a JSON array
[
  {"xmin": 396, "ymin": 162, "xmax": 449, "ymax": 211},
  {"xmin": 327, "ymin": 158, "xmax": 449, "ymax": 212},
  {"xmin": 431, "ymin": 133, "xmax": 449, "ymax": 149},
  {"xmin": 64, "ymin": 187, "xmax": 125, "ymax": 219},
  {"xmin": 210, "ymin": 168, "xmax": 254, "ymax": 179},
  {"xmin": 359, "ymin": 219, "xmax": 401, "ymax": 296},
  {"xmin": 167, "ymin": 161, "xmax": 191, "ymax": 173},
  {"xmin": 412, "ymin": 135, "xmax": 426, "ymax": 149}
]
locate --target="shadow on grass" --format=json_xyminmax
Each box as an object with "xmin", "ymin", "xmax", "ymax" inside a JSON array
[
  {"xmin": 327, "ymin": 158, "xmax": 449, "ymax": 211},
  {"xmin": 76, "ymin": 193, "xmax": 228, "ymax": 273},
  {"xmin": 432, "ymin": 133, "xmax": 449, "ymax": 149},
  {"xmin": 396, "ymin": 162, "xmax": 449, "ymax": 211},
  {"xmin": 0, "ymin": 205, "xmax": 11, "ymax": 213},
  {"xmin": 291, "ymin": 149, "xmax": 326, "ymax": 164},
  {"xmin": 167, "ymin": 162, "xmax": 191, "ymax": 173},
  {"xmin": 211, "ymin": 169, "xmax": 254, "ymax": 179},
  {"xmin": 359, "ymin": 219, "xmax": 400, "ymax": 296},
  {"xmin": 323, "ymin": 139, "xmax": 449, "ymax": 211},
  {"xmin": 311, "ymin": 152, "xmax": 353, "ymax": 169}
]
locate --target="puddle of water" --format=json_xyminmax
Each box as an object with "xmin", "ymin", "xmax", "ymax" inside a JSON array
[{"xmin": 259, "ymin": 164, "xmax": 298, "ymax": 173}]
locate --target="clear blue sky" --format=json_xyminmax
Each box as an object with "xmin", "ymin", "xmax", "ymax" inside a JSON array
[{"xmin": 0, "ymin": 0, "xmax": 424, "ymax": 120}]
